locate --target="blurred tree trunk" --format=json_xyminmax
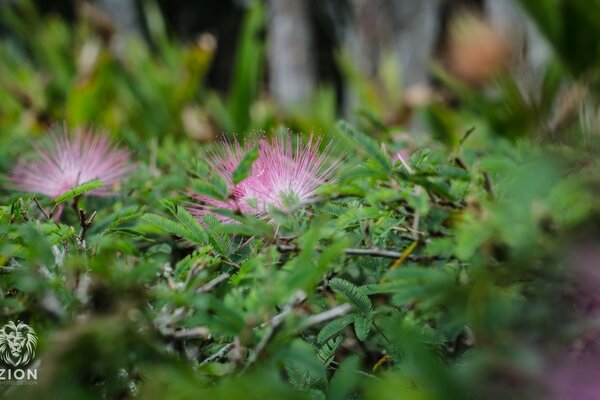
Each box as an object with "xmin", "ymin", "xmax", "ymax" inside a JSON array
[
  {"xmin": 389, "ymin": 0, "xmax": 441, "ymax": 88},
  {"xmin": 484, "ymin": 0, "xmax": 550, "ymax": 94},
  {"xmin": 344, "ymin": 0, "xmax": 440, "ymax": 86},
  {"xmin": 94, "ymin": 0, "xmax": 142, "ymax": 53},
  {"xmin": 267, "ymin": 0, "xmax": 315, "ymax": 110},
  {"xmin": 95, "ymin": 0, "xmax": 141, "ymax": 35},
  {"xmin": 342, "ymin": 0, "xmax": 440, "ymax": 122}
]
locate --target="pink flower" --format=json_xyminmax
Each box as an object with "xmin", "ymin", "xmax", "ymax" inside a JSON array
[
  {"xmin": 9, "ymin": 128, "xmax": 132, "ymax": 199},
  {"xmin": 190, "ymin": 134, "xmax": 339, "ymax": 222}
]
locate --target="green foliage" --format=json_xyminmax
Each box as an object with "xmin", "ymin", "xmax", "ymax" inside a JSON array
[
  {"xmin": 206, "ymin": 1, "xmax": 267, "ymax": 135},
  {"xmin": 53, "ymin": 179, "xmax": 104, "ymax": 204},
  {"xmin": 0, "ymin": 1, "xmax": 600, "ymax": 400},
  {"xmin": 232, "ymin": 146, "xmax": 259, "ymax": 184}
]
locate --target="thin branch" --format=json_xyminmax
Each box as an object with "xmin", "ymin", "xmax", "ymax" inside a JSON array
[
  {"xmin": 245, "ymin": 291, "xmax": 306, "ymax": 370},
  {"xmin": 277, "ymin": 244, "xmax": 403, "ymax": 259},
  {"xmin": 259, "ymin": 291, "xmax": 307, "ymax": 328},
  {"xmin": 212, "ymin": 300, "xmax": 351, "ymax": 371},
  {"xmin": 459, "ymin": 126, "xmax": 476, "ymax": 147},
  {"xmin": 75, "ymin": 207, "xmax": 97, "ymax": 249},
  {"xmin": 276, "ymin": 243, "xmax": 453, "ymax": 265},
  {"xmin": 411, "ymin": 187, "xmax": 422, "ymax": 240},
  {"xmin": 161, "ymin": 326, "xmax": 211, "ymax": 340},
  {"xmin": 32, "ymin": 197, "xmax": 50, "ymax": 220},
  {"xmin": 303, "ymin": 303, "xmax": 353, "ymax": 327},
  {"xmin": 482, "ymin": 172, "xmax": 494, "ymax": 199},
  {"xmin": 277, "ymin": 194, "xmax": 358, "ymax": 214},
  {"xmin": 198, "ymin": 343, "xmax": 235, "ymax": 367},
  {"xmin": 197, "ymin": 272, "xmax": 231, "ymax": 293},
  {"xmin": 18, "ymin": 198, "xmax": 32, "ymax": 221}
]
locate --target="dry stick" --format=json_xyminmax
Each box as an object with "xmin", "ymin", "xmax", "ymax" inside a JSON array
[
  {"xmin": 196, "ymin": 298, "xmax": 352, "ymax": 368},
  {"xmin": 18, "ymin": 198, "xmax": 32, "ymax": 222},
  {"xmin": 482, "ymin": 172, "xmax": 494, "ymax": 199},
  {"xmin": 158, "ymin": 273, "xmax": 231, "ymax": 342},
  {"xmin": 260, "ymin": 291, "xmax": 308, "ymax": 329},
  {"xmin": 197, "ymin": 272, "xmax": 231, "ymax": 293},
  {"xmin": 303, "ymin": 303, "xmax": 353, "ymax": 327},
  {"xmin": 32, "ymin": 197, "xmax": 50, "ymax": 220},
  {"xmin": 245, "ymin": 301, "xmax": 352, "ymax": 371},
  {"xmin": 277, "ymin": 244, "xmax": 451, "ymax": 266},
  {"xmin": 76, "ymin": 208, "xmax": 97, "ymax": 246},
  {"xmin": 244, "ymin": 291, "xmax": 306, "ymax": 371},
  {"xmin": 277, "ymin": 244, "xmax": 403, "ymax": 259},
  {"xmin": 198, "ymin": 343, "xmax": 235, "ymax": 367},
  {"xmin": 161, "ymin": 326, "xmax": 211, "ymax": 340},
  {"xmin": 411, "ymin": 187, "xmax": 422, "ymax": 240}
]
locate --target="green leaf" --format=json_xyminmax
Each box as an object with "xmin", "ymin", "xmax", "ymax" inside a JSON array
[
  {"xmin": 232, "ymin": 146, "xmax": 259, "ymax": 184},
  {"xmin": 54, "ymin": 179, "xmax": 104, "ymax": 204},
  {"xmin": 173, "ymin": 204, "xmax": 209, "ymax": 245},
  {"xmin": 228, "ymin": 2, "xmax": 265, "ymax": 132},
  {"xmin": 353, "ymin": 315, "xmax": 372, "ymax": 341},
  {"xmin": 142, "ymin": 214, "xmax": 198, "ymax": 244},
  {"xmin": 328, "ymin": 355, "xmax": 361, "ymax": 400},
  {"xmin": 109, "ymin": 207, "xmax": 147, "ymax": 228},
  {"xmin": 317, "ymin": 314, "xmax": 355, "ymax": 343},
  {"xmin": 203, "ymin": 214, "xmax": 233, "ymax": 256},
  {"xmin": 329, "ymin": 278, "xmax": 373, "ymax": 315},
  {"xmin": 336, "ymin": 120, "xmax": 391, "ymax": 174},
  {"xmin": 317, "ymin": 336, "xmax": 343, "ymax": 366},
  {"xmin": 191, "ymin": 176, "xmax": 228, "ymax": 202}
]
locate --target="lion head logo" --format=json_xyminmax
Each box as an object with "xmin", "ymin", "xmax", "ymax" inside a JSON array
[{"xmin": 0, "ymin": 321, "xmax": 37, "ymax": 367}]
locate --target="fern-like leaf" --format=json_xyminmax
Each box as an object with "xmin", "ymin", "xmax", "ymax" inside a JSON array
[
  {"xmin": 142, "ymin": 214, "xmax": 197, "ymax": 244},
  {"xmin": 54, "ymin": 179, "xmax": 104, "ymax": 204},
  {"xmin": 329, "ymin": 278, "xmax": 372, "ymax": 315},
  {"xmin": 174, "ymin": 205, "xmax": 209, "ymax": 245},
  {"xmin": 317, "ymin": 336, "xmax": 343, "ymax": 366},
  {"xmin": 353, "ymin": 315, "xmax": 372, "ymax": 341},
  {"xmin": 317, "ymin": 314, "xmax": 355, "ymax": 343}
]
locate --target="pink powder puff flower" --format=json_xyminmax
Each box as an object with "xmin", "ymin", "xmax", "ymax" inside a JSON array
[
  {"xmin": 190, "ymin": 133, "xmax": 339, "ymax": 222},
  {"xmin": 8, "ymin": 128, "xmax": 132, "ymax": 199}
]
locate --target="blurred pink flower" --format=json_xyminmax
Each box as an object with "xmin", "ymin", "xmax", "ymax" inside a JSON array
[
  {"xmin": 391, "ymin": 148, "xmax": 411, "ymax": 164},
  {"xmin": 190, "ymin": 134, "xmax": 339, "ymax": 222},
  {"xmin": 545, "ymin": 356, "xmax": 600, "ymax": 400},
  {"xmin": 9, "ymin": 128, "xmax": 132, "ymax": 199},
  {"xmin": 541, "ymin": 240, "xmax": 600, "ymax": 400}
]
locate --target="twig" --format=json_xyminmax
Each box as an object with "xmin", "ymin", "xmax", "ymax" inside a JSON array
[
  {"xmin": 388, "ymin": 240, "xmax": 418, "ymax": 273},
  {"xmin": 212, "ymin": 300, "xmax": 351, "ymax": 371},
  {"xmin": 482, "ymin": 172, "xmax": 494, "ymax": 199},
  {"xmin": 411, "ymin": 187, "xmax": 422, "ymax": 240},
  {"xmin": 277, "ymin": 194, "xmax": 358, "ymax": 214},
  {"xmin": 459, "ymin": 126, "xmax": 476, "ymax": 147},
  {"xmin": 276, "ymin": 243, "xmax": 451, "ymax": 265},
  {"xmin": 259, "ymin": 291, "xmax": 307, "ymax": 328},
  {"xmin": 245, "ymin": 291, "xmax": 306, "ymax": 370},
  {"xmin": 76, "ymin": 207, "xmax": 97, "ymax": 247},
  {"xmin": 197, "ymin": 272, "xmax": 231, "ymax": 293},
  {"xmin": 303, "ymin": 303, "xmax": 353, "ymax": 327},
  {"xmin": 32, "ymin": 197, "xmax": 50, "ymax": 220},
  {"xmin": 161, "ymin": 326, "xmax": 211, "ymax": 340},
  {"xmin": 198, "ymin": 343, "xmax": 235, "ymax": 367},
  {"xmin": 277, "ymin": 244, "xmax": 403, "ymax": 259},
  {"xmin": 182, "ymin": 263, "xmax": 204, "ymax": 289},
  {"xmin": 396, "ymin": 152, "xmax": 414, "ymax": 175},
  {"xmin": 18, "ymin": 198, "xmax": 31, "ymax": 221},
  {"xmin": 221, "ymin": 258, "xmax": 241, "ymax": 270}
]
